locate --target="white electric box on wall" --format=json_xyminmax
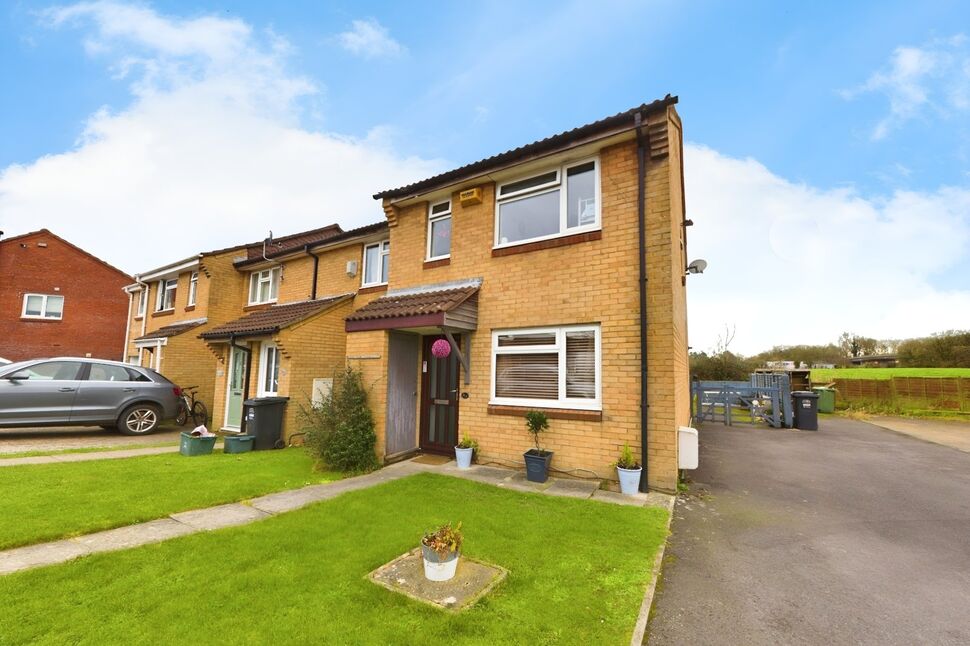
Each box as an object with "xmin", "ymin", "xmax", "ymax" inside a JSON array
[{"xmin": 678, "ymin": 426, "xmax": 698, "ymax": 469}]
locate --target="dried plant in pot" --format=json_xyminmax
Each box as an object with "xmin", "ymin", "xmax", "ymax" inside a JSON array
[
  {"xmin": 613, "ymin": 444, "xmax": 642, "ymax": 495},
  {"xmin": 455, "ymin": 433, "xmax": 478, "ymax": 470},
  {"xmin": 523, "ymin": 410, "xmax": 553, "ymax": 483},
  {"xmin": 420, "ymin": 522, "xmax": 463, "ymax": 582}
]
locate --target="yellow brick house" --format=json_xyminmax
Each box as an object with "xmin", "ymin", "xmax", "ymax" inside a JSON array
[{"xmin": 343, "ymin": 95, "xmax": 691, "ymax": 492}]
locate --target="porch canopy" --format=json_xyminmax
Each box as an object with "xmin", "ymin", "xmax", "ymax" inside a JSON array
[
  {"xmin": 344, "ymin": 279, "xmax": 480, "ymax": 334},
  {"xmin": 134, "ymin": 318, "xmax": 206, "ymax": 347},
  {"xmin": 200, "ymin": 294, "xmax": 353, "ymax": 341}
]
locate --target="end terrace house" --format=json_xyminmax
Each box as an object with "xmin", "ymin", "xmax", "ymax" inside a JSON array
[{"xmin": 344, "ymin": 95, "xmax": 691, "ymax": 492}]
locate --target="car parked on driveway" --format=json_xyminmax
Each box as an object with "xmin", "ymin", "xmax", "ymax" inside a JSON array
[{"xmin": 0, "ymin": 358, "xmax": 180, "ymax": 435}]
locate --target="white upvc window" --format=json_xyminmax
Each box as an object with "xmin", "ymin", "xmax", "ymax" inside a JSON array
[
  {"xmin": 22, "ymin": 294, "xmax": 65, "ymax": 320},
  {"xmin": 427, "ymin": 200, "xmax": 452, "ymax": 261},
  {"xmin": 137, "ymin": 288, "xmax": 147, "ymax": 316},
  {"xmin": 156, "ymin": 279, "xmax": 177, "ymax": 311},
  {"xmin": 249, "ymin": 267, "xmax": 280, "ymax": 305},
  {"xmin": 258, "ymin": 342, "xmax": 280, "ymax": 396},
  {"xmin": 187, "ymin": 272, "xmax": 198, "ymax": 307},
  {"xmin": 494, "ymin": 157, "xmax": 600, "ymax": 248},
  {"xmin": 490, "ymin": 324, "xmax": 601, "ymax": 410},
  {"xmin": 362, "ymin": 240, "xmax": 390, "ymax": 286}
]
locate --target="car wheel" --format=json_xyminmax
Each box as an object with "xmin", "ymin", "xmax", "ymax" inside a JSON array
[{"xmin": 117, "ymin": 403, "xmax": 161, "ymax": 435}]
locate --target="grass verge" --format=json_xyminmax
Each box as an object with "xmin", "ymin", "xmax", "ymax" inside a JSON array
[
  {"xmin": 0, "ymin": 473, "xmax": 668, "ymax": 645},
  {"xmin": 0, "ymin": 442, "xmax": 178, "ymax": 459},
  {"xmin": 0, "ymin": 449, "xmax": 337, "ymax": 550}
]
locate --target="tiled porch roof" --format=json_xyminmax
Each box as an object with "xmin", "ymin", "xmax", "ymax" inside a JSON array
[
  {"xmin": 345, "ymin": 280, "xmax": 480, "ymax": 332},
  {"xmin": 200, "ymin": 294, "xmax": 353, "ymax": 340},
  {"xmin": 135, "ymin": 319, "xmax": 207, "ymax": 341}
]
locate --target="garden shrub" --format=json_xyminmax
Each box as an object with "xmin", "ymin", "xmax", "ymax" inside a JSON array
[{"xmin": 301, "ymin": 367, "xmax": 379, "ymax": 473}]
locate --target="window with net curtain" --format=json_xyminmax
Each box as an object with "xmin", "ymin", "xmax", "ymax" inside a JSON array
[{"xmin": 492, "ymin": 326, "xmax": 599, "ymax": 408}]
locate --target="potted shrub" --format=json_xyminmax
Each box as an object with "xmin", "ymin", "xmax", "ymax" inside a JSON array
[
  {"xmin": 455, "ymin": 433, "xmax": 478, "ymax": 470},
  {"xmin": 614, "ymin": 444, "xmax": 642, "ymax": 495},
  {"xmin": 523, "ymin": 410, "xmax": 553, "ymax": 483},
  {"xmin": 420, "ymin": 522, "xmax": 463, "ymax": 582}
]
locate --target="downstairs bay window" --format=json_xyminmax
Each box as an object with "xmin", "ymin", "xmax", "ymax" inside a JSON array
[{"xmin": 490, "ymin": 324, "xmax": 601, "ymax": 410}]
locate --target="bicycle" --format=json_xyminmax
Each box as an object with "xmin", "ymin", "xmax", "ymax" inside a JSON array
[{"xmin": 175, "ymin": 385, "xmax": 209, "ymax": 427}]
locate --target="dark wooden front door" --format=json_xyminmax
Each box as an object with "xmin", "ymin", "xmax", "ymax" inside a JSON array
[{"xmin": 419, "ymin": 335, "xmax": 460, "ymax": 453}]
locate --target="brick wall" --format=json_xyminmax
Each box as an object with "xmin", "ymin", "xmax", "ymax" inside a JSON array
[{"xmin": 0, "ymin": 230, "xmax": 131, "ymax": 362}]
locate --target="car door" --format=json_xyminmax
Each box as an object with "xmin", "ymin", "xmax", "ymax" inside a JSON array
[
  {"xmin": 0, "ymin": 361, "xmax": 83, "ymax": 425},
  {"xmin": 71, "ymin": 363, "xmax": 142, "ymax": 423}
]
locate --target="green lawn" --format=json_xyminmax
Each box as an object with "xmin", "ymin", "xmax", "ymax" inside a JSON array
[
  {"xmin": 811, "ymin": 367, "xmax": 970, "ymax": 381},
  {"xmin": 0, "ymin": 473, "xmax": 668, "ymax": 645},
  {"xmin": 0, "ymin": 449, "xmax": 337, "ymax": 550}
]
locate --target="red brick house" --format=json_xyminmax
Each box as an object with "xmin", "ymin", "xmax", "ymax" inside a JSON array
[{"xmin": 0, "ymin": 229, "xmax": 132, "ymax": 362}]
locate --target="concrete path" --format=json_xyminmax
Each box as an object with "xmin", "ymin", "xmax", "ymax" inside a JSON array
[
  {"xmin": 866, "ymin": 414, "xmax": 970, "ymax": 453},
  {"xmin": 0, "ymin": 445, "xmax": 181, "ymax": 467},
  {"xmin": 0, "ymin": 458, "xmax": 672, "ymax": 576},
  {"xmin": 646, "ymin": 417, "xmax": 970, "ymax": 645},
  {"xmin": 0, "ymin": 425, "xmax": 183, "ymax": 454}
]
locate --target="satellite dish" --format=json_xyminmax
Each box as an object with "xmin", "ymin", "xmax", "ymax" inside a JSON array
[{"xmin": 686, "ymin": 259, "xmax": 708, "ymax": 275}]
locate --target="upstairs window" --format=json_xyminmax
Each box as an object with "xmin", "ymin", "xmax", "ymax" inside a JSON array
[
  {"xmin": 187, "ymin": 271, "xmax": 198, "ymax": 307},
  {"xmin": 249, "ymin": 267, "xmax": 280, "ymax": 305},
  {"xmin": 362, "ymin": 240, "xmax": 390, "ymax": 286},
  {"xmin": 427, "ymin": 200, "xmax": 452, "ymax": 260},
  {"xmin": 156, "ymin": 279, "xmax": 177, "ymax": 311},
  {"xmin": 495, "ymin": 158, "xmax": 599, "ymax": 248},
  {"xmin": 137, "ymin": 288, "xmax": 147, "ymax": 316},
  {"xmin": 22, "ymin": 294, "xmax": 64, "ymax": 320}
]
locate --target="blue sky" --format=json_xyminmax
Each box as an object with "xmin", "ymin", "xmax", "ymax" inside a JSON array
[{"xmin": 1, "ymin": 1, "xmax": 969, "ymax": 353}]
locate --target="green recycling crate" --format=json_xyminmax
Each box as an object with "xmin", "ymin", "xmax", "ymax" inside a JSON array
[
  {"xmin": 812, "ymin": 387, "xmax": 836, "ymax": 414},
  {"xmin": 180, "ymin": 432, "xmax": 217, "ymax": 456},
  {"xmin": 223, "ymin": 435, "xmax": 255, "ymax": 454}
]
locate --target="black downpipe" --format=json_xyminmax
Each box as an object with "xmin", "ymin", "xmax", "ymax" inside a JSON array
[
  {"xmin": 305, "ymin": 245, "xmax": 319, "ymax": 300},
  {"xmin": 230, "ymin": 335, "xmax": 253, "ymax": 433},
  {"xmin": 635, "ymin": 112, "xmax": 650, "ymax": 493}
]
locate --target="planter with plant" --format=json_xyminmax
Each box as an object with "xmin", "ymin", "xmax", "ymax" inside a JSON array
[
  {"xmin": 614, "ymin": 444, "xmax": 642, "ymax": 495},
  {"xmin": 420, "ymin": 521, "xmax": 463, "ymax": 582},
  {"xmin": 455, "ymin": 433, "xmax": 478, "ymax": 469},
  {"xmin": 523, "ymin": 410, "xmax": 553, "ymax": 483}
]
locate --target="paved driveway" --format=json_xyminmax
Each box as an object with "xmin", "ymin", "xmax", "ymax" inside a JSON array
[
  {"xmin": 647, "ymin": 417, "xmax": 970, "ymax": 645},
  {"xmin": 0, "ymin": 425, "xmax": 183, "ymax": 454}
]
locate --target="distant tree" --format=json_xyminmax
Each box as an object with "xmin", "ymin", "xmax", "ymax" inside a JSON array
[
  {"xmin": 897, "ymin": 330, "xmax": 970, "ymax": 367},
  {"xmin": 689, "ymin": 325, "xmax": 756, "ymax": 380},
  {"xmin": 838, "ymin": 332, "xmax": 879, "ymax": 358}
]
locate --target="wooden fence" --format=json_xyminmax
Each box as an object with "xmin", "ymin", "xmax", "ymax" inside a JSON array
[{"xmin": 833, "ymin": 377, "xmax": 970, "ymax": 412}]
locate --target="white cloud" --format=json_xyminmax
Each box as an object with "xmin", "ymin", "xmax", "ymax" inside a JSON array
[
  {"xmin": 0, "ymin": 3, "xmax": 440, "ymax": 274},
  {"xmin": 843, "ymin": 34, "xmax": 970, "ymax": 140},
  {"xmin": 336, "ymin": 18, "xmax": 404, "ymax": 59},
  {"xmin": 685, "ymin": 144, "xmax": 970, "ymax": 355}
]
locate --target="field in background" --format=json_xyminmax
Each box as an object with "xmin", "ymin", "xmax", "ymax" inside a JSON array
[{"xmin": 811, "ymin": 367, "xmax": 970, "ymax": 382}]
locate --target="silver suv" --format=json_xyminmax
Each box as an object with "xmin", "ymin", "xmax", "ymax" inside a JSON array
[{"xmin": 0, "ymin": 358, "xmax": 180, "ymax": 435}]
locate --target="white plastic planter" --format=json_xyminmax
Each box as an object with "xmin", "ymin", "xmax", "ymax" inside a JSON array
[
  {"xmin": 617, "ymin": 466, "xmax": 642, "ymax": 495},
  {"xmin": 455, "ymin": 446, "xmax": 473, "ymax": 469},
  {"xmin": 421, "ymin": 545, "xmax": 459, "ymax": 581}
]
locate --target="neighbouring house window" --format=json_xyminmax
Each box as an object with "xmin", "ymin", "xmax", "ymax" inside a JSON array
[
  {"xmin": 427, "ymin": 200, "xmax": 452, "ymax": 260},
  {"xmin": 156, "ymin": 279, "xmax": 177, "ymax": 311},
  {"xmin": 258, "ymin": 342, "xmax": 280, "ymax": 396},
  {"xmin": 137, "ymin": 288, "xmax": 147, "ymax": 316},
  {"xmin": 187, "ymin": 271, "xmax": 198, "ymax": 307},
  {"xmin": 22, "ymin": 294, "xmax": 64, "ymax": 320},
  {"xmin": 362, "ymin": 240, "xmax": 390, "ymax": 286},
  {"xmin": 491, "ymin": 324, "xmax": 600, "ymax": 409},
  {"xmin": 495, "ymin": 158, "xmax": 600, "ymax": 247},
  {"xmin": 249, "ymin": 267, "xmax": 280, "ymax": 305}
]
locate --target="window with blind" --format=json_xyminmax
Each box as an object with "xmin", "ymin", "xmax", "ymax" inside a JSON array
[{"xmin": 491, "ymin": 325, "xmax": 601, "ymax": 409}]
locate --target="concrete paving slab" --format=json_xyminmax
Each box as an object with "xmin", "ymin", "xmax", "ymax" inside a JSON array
[
  {"xmin": 170, "ymin": 504, "xmax": 269, "ymax": 531},
  {"xmin": 0, "ymin": 445, "xmax": 180, "ymax": 468},
  {"xmin": 0, "ymin": 540, "xmax": 89, "ymax": 575},
  {"xmin": 590, "ymin": 490, "xmax": 645, "ymax": 506},
  {"xmin": 498, "ymin": 472, "xmax": 553, "ymax": 494},
  {"xmin": 73, "ymin": 519, "xmax": 196, "ymax": 553},
  {"xmin": 544, "ymin": 478, "xmax": 599, "ymax": 499},
  {"xmin": 867, "ymin": 414, "xmax": 970, "ymax": 453}
]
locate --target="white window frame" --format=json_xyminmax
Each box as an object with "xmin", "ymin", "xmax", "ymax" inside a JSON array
[
  {"xmin": 137, "ymin": 288, "xmax": 147, "ymax": 317},
  {"xmin": 248, "ymin": 267, "xmax": 280, "ymax": 305},
  {"xmin": 258, "ymin": 341, "xmax": 280, "ymax": 397},
  {"xmin": 156, "ymin": 279, "xmax": 177, "ymax": 312},
  {"xmin": 426, "ymin": 200, "xmax": 452, "ymax": 261},
  {"xmin": 21, "ymin": 293, "xmax": 65, "ymax": 320},
  {"xmin": 187, "ymin": 271, "xmax": 198, "ymax": 307},
  {"xmin": 362, "ymin": 240, "xmax": 390, "ymax": 287},
  {"xmin": 494, "ymin": 156, "xmax": 601, "ymax": 249},
  {"xmin": 489, "ymin": 324, "xmax": 602, "ymax": 410}
]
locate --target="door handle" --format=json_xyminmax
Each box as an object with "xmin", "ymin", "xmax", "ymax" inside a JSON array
[
  {"xmin": 58, "ymin": 387, "xmax": 76, "ymax": 392},
  {"xmin": 123, "ymin": 388, "xmax": 136, "ymax": 393}
]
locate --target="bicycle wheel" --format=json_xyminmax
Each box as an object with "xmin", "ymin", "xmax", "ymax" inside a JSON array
[
  {"xmin": 175, "ymin": 401, "xmax": 189, "ymax": 426},
  {"xmin": 191, "ymin": 401, "xmax": 209, "ymax": 427}
]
